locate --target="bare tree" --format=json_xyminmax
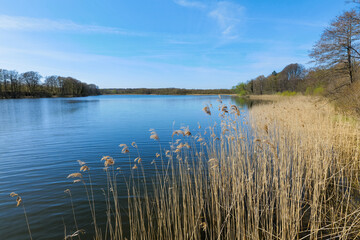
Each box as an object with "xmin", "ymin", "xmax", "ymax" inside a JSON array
[
  {"xmin": 21, "ymin": 71, "xmax": 42, "ymax": 95},
  {"xmin": 9, "ymin": 70, "xmax": 21, "ymax": 98},
  {"xmin": 0, "ymin": 69, "xmax": 3, "ymax": 97},
  {"xmin": 1, "ymin": 70, "xmax": 13, "ymax": 97},
  {"xmin": 44, "ymin": 75, "xmax": 59, "ymax": 95},
  {"xmin": 252, "ymin": 75, "xmax": 266, "ymax": 95},
  {"xmin": 278, "ymin": 63, "xmax": 305, "ymax": 91},
  {"xmin": 310, "ymin": 10, "xmax": 360, "ymax": 84}
]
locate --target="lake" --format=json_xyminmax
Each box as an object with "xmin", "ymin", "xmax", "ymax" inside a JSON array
[{"xmin": 0, "ymin": 95, "xmax": 250, "ymax": 240}]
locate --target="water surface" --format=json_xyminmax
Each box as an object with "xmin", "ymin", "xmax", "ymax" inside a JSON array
[{"xmin": 0, "ymin": 95, "xmax": 251, "ymax": 239}]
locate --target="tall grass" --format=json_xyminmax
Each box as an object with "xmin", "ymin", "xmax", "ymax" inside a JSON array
[
  {"xmin": 85, "ymin": 96, "xmax": 360, "ymax": 239},
  {"xmin": 12, "ymin": 96, "xmax": 360, "ymax": 239}
]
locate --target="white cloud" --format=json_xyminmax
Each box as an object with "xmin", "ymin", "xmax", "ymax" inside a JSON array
[{"xmin": 0, "ymin": 15, "xmax": 142, "ymax": 36}]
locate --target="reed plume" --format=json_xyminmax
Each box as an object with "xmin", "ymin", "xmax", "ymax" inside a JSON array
[
  {"xmin": 101, "ymin": 156, "xmax": 114, "ymax": 167},
  {"xmin": 202, "ymin": 106, "xmax": 211, "ymax": 115},
  {"xmin": 119, "ymin": 144, "xmax": 130, "ymax": 154},
  {"xmin": 149, "ymin": 129, "xmax": 159, "ymax": 140},
  {"xmin": 67, "ymin": 173, "xmax": 82, "ymax": 178}
]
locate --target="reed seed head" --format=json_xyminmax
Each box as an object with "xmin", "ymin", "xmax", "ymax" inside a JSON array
[
  {"xmin": 230, "ymin": 105, "xmax": 240, "ymax": 116},
  {"xmin": 202, "ymin": 106, "xmax": 211, "ymax": 115},
  {"xmin": 77, "ymin": 160, "xmax": 86, "ymax": 166},
  {"xmin": 16, "ymin": 196, "xmax": 22, "ymax": 207},
  {"xmin": 67, "ymin": 173, "xmax": 82, "ymax": 178},
  {"xmin": 80, "ymin": 165, "xmax": 89, "ymax": 172},
  {"xmin": 183, "ymin": 127, "xmax": 191, "ymax": 136},
  {"xmin": 221, "ymin": 105, "xmax": 228, "ymax": 113},
  {"xmin": 184, "ymin": 143, "xmax": 191, "ymax": 149},
  {"xmin": 119, "ymin": 144, "xmax": 130, "ymax": 154},
  {"xmin": 101, "ymin": 156, "xmax": 115, "ymax": 166},
  {"xmin": 65, "ymin": 229, "xmax": 86, "ymax": 239},
  {"xmin": 10, "ymin": 192, "xmax": 18, "ymax": 197},
  {"xmin": 101, "ymin": 156, "xmax": 111, "ymax": 161},
  {"xmin": 150, "ymin": 132, "xmax": 159, "ymax": 140},
  {"xmin": 106, "ymin": 159, "xmax": 114, "ymax": 167},
  {"xmin": 172, "ymin": 130, "xmax": 184, "ymax": 137}
]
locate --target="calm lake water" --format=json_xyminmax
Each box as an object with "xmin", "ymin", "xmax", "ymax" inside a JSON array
[{"xmin": 0, "ymin": 95, "xmax": 251, "ymax": 240}]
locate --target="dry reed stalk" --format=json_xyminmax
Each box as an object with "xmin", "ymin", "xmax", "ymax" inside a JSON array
[
  {"xmin": 64, "ymin": 189, "xmax": 80, "ymax": 240},
  {"xmin": 10, "ymin": 192, "xmax": 32, "ymax": 240}
]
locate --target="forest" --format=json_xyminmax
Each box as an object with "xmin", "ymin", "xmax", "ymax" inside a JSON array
[{"xmin": 0, "ymin": 70, "xmax": 100, "ymax": 98}]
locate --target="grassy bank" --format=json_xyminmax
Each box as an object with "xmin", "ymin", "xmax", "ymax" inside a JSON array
[{"xmin": 12, "ymin": 96, "xmax": 360, "ymax": 239}]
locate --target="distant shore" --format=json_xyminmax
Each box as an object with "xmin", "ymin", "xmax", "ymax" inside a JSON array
[
  {"xmin": 101, "ymin": 93, "xmax": 237, "ymax": 96},
  {"xmin": 100, "ymin": 88, "xmax": 234, "ymax": 96}
]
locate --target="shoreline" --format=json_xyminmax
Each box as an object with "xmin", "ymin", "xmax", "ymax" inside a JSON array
[
  {"xmin": 1, "ymin": 93, "xmax": 238, "ymax": 99},
  {"xmin": 100, "ymin": 93, "xmax": 237, "ymax": 96}
]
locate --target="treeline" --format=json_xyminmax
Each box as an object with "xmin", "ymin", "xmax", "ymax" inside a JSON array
[
  {"xmin": 0, "ymin": 69, "xmax": 100, "ymax": 99},
  {"xmin": 233, "ymin": 64, "xmax": 307, "ymax": 95},
  {"xmin": 101, "ymin": 88, "xmax": 234, "ymax": 95},
  {"xmin": 233, "ymin": 63, "xmax": 335, "ymax": 96},
  {"xmin": 233, "ymin": 8, "xmax": 360, "ymax": 115}
]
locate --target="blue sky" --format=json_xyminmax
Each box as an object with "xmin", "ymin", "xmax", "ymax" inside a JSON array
[{"xmin": 0, "ymin": 0, "xmax": 356, "ymax": 88}]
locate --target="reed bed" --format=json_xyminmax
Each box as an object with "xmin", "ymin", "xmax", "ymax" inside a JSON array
[{"xmin": 12, "ymin": 96, "xmax": 360, "ymax": 239}]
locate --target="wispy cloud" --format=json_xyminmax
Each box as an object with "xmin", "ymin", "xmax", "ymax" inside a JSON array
[
  {"xmin": 0, "ymin": 15, "xmax": 142, "ymax": 36},
  {"xmin": 174, "ymin": 1, "xmax": 245, "ymax": 39},
  {"xmin": 173, "ymin": 0, "xmax": 206, "ymax": 9},
  {"xmin": 209, "ymin": 2, "xmax": 245, "ymax": 39}
]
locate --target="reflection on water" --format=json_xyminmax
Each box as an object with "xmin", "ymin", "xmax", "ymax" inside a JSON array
[
  {"xmin": 0, "ymin": 95, "xmax": 259, "ymax": 240},
  {"xmin": 231, "ymin": 96, "xmax": 271, "ymax": 108},
  {"xmin": 66, "ymin": 100, "xmax": 100, "ymax": 103}
]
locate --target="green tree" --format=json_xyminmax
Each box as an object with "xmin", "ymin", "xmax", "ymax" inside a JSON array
[{"xmin": 232, "ymin": 83, "xmax": 248, "ymax": 96}]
